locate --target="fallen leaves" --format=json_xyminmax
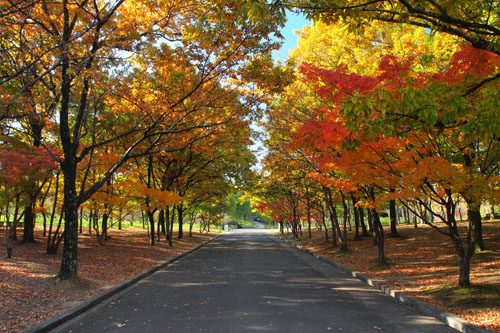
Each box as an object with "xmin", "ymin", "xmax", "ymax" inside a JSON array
[
  {"xmin": 284, "ymin": 221, "xmax": 500, "ymax": 332},
  {"xmin": 0, "ymin": 228, "xmax": 215, "ymax": 332}
]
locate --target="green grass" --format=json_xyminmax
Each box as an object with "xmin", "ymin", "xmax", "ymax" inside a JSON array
[
  {"xmin": 30, "ymin": 216, "xmax": 221, "ymax": 233},
  {"xmin": 427, "ymin": 284, "xmax": 500, "ymax": 309},
  {"xmin": 369, "ymin": 258, "xmax": 394, "ymax": 271}
]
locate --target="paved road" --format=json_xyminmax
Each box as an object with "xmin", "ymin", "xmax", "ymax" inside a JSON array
[{"xmin": 54, "ymin": 230, "xmax": 456, "ymax": 332}]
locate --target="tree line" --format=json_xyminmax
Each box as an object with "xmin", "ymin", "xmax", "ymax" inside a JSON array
[
  {"xmin": 0, "ymin": 0, "xmax": 285, "ymax": 279},
  {"xmin": 255, "ymin": 0, "xmax": 500, "ymax": 288}
]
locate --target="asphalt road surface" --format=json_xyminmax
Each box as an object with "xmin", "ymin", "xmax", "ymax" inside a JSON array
[{"xmin": 54, "ymin": 230, "xmax": 456, "ymax": 332}]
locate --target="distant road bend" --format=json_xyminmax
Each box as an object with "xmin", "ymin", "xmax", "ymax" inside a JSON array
[{"xmin": 55, "ymin": 229, "xmax": 456, "ymax": 332}]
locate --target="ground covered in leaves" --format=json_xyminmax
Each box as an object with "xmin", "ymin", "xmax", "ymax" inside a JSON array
[
  {"xmin": 283, "ymin": 221, "xmax": 500, "ymax": 332},
  {"xmin": 0, "ymin": 228, "xmax": 215, "ymax": 332}
]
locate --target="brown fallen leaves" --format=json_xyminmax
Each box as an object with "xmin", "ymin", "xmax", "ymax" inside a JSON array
[
  {"xmin": 0, "ymin": 228, "xmax": 215, "ymax": 332},
  {"xmin": 284, "ymin": 221, "xmax": 500, "ymax": 332}
]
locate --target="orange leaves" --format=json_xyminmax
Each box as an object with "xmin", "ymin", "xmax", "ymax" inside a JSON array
[
  {"xmin": 432, "ymin": 44, "xmax": 500, "ymax": 85},
  {"xmin": 300, "ymin": 63, "xmax": 378, "ymax": 103},
  {"xmin": 0, "ymin": 147, "xmax": 58, "ymax": 186},
  {"xmin": 140, "ymin": 186, "xmax": 184, "ymax": 210}
]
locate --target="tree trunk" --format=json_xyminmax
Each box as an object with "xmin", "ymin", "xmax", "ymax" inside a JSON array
[
  {"xmin": 307, "ymin": 205, "xmax": 311, "ymax": 238},
  {"xmin": 169, "ymin": 205, "xmax": 175, "ymax": 246},
  {"xmin": 366, "ymin": 208, "xmax": 373, "ymax": 233},
  {"xmin": 466, "ymin": 204, "xmax": 484, "ymax": 251},
  {"xmin": 458, "ymin": 256, "xmax": 471, "ymax": 287},
  {"xmin": 165, "ymin": 207, "xmax": 171, "ymax": 243},
  {"xmin": 23, "ymin": 114, "xmax": 44, "ymax": 243},
  {"xmin": 358, "ymin": 207, "xmax": 368, "ymax": 237},
  {"xmin": 372, "ymin": 209, "xmax": 387, "ymax": 265},
  {"xmin": 4, "ymin": 205, "xmax": 12, "ymax": 258},
  {"xmin": 352, "ymin": 196, "xmax": 360, "ymax": 240},
  {"xmin": 321, "ymin": 210, "xmax": 328, "ymax": 241},
  {"xmin": 5, "ymin": 222, "xmax": 12, "ymax": 258},
  {"xmin": 306, "ymin": 186, "xmax": 311, "ymax": 238},
  {"xmin": 58, "ymin": 157, "xmax": 80, "ymax": 279},
  {"xmin": 159, "ymin": 209, "xmax": 165, "ymax": 233},
  {"xmin": 22, "ymin": 201, "xmax": 36, "ymax": 243},
  {"xmin": 99, "ymin": 209, "xmax": 110, "ymax": 245},
  {"xmin": 340, "ymin": 193, "xmax": 348, "ymax": 251},
  {"xmin": 177, "ymin": 203, "xmax": 183, "ymax": 239},
  {"xmin": 42, "ymin": 211, "xmax": 47, "ymax": 237},
  {"xmin": 147, "ymin": 210, "xmax": 155, "ymax": 246},
  {"xmin": 389, "ymin": 198, "xmax": 400, "ymax": 238},
  {"xmin": 79, "ymin": 207, "xmax": 83, "ymax": 234},
  {"xmin": 403, "ymin": 206, "xmax": 409, "ymax": 224},
  {"xmin": 118, "ymin": 208, "xmax": 122, "ymax": 230},
  {"xmin": 157, "ymin": 209, "xmax": 164, "ymax": 241}
]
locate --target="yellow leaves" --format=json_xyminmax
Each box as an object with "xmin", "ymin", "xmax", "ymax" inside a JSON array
[{"xmin": 141, "ymin": 187, "xmax": 184, "ymax": 209}]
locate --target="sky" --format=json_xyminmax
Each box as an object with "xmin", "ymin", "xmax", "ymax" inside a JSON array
[
  {"xmin": 272, "ymin": 11, "xmax": 311, "ymax": 62},
  {"xmin": 250, "ymin": 12, "xmax": 311, "ymax": 170}
]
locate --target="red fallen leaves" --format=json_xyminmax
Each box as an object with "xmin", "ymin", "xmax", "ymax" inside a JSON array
[
  {"xmin": 0, "ymin": 228, "xmax": 215, "ymax": 332},
  {"xmin": 285, "ymin": 221, "xmax": 500, "ymax": 332}
]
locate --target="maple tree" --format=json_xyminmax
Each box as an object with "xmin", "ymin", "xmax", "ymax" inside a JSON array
[
  {"xmin": 289, "ymin": 18, "xmax": 499, "ymax": 285},
  {"xmin": 252, "ymin": 13, "xmax": 500, "ymax": 288},
  {"xmin": 0, "ymin": 0, "xmax": 284, "ymax": 279},
  {"xmin": 247, "ymin": 1, "xmax": 500, "ymax": 56}
]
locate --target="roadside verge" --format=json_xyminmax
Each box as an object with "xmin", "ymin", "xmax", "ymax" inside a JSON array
[
  {"xmin": 276, "ymin": 235, "xmax": 488, "ymax": 333},
  {"xmin": 25, "ymin": 234, "xmax": 222, "ymax": 333}
]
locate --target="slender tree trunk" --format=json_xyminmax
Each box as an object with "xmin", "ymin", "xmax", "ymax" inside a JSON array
[
  {"xmin": 367, "ymin": 188, "xmax": 386, "ymax": 265},
  {"xmin": 389, "ymin": 198, "xmax": 400, "ymax": 238},
  {"xmin": 306, "ymin": 186, "xmax": 312, "ymax": 238},
  {"xmin": 5, "ymin": 204, "xmax": 12, "ymax": 258},
  {"xmin": 5, "ymin": 221, "xmax": 12, "ymax": 258},
  {"xmin": 157, "ymin": 209, "xmax": 164, "ymax": 241},
  {"xmin": 99, "ymin": 211, "xmax": 109, "ymax": 245},
  {"xmin": 367, "ymin": 208, "xmax": 373, "ymax": 233},
  {"xmin": 9, "ymin": 195, "xmax": 21, "ymax": 241},
  {"xmin": 358, "ymin": 207, "xmax": 368, "ymax": 237},
  {"xmin": 352, "ymin": 196, "xmax": 360, "ymax": 240},
  {"xmin": 447, "ymin": 204, "xmax": 473, "ymax": 287},
  {"xmin": 22, "ymin": 200, "xmax": 36, "ymax": 243},
  {"xmin": 177, "ymin": 203, "xmax": 183, "ymax": 239},
  {"xmin": 330, "ymin": 209, "xmax": 337, "ymax": 247},
  {"xmin": 42, "ymin": 211, "xmax": 47, "ymax": 237},
  {"xmin": 159, "ymin": 209, "xmax": 165, "ymax": 233},
  {"xmin": 322, "ymin": 211, "xmax": 329, "ymax": 241},
  {"xmin": 403, "ymin": 206, "xmax": 409, "ymax": 224},
  {"xmin": 340, "ymin": 193, "xmax": 348, "ymax": 251},
  {"xmin": 59, "ymin": 155, "xmax": 80, "ymax": 279},
  {"xmin": 169, "ymin": 205, "xmax": 175, "ymax": 246},
  {"xmin": 47, "ymin": 173, "xmax": 61, "ymax": 254},
  {"xmin": 372, "ymin": 209, "xmax": 387, "ymax": 265},
  {"xmin": 147, "ymin": 210, "xmax": 155, "ymax": 246},
  {"xmin": 307, "ymin": 204, "xmax": 311, "ymax": 238},
  {"xmin": 165, "ymin": 207, "xmax": 171, "ymax": 243},
  {"xmin": 79, "ymin": 207, "xmax": 83, "ymax": 234},
  {"xmin": 464, "ymin": 201, "xmax": 484, "ymax": 251},
  {"xmin": 118, "ymin": 207, "xmax": 122, "ymax": 230},
  {"xmin": 22, "ymin": 114, "xmax": 44, "ymax": 243}
]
